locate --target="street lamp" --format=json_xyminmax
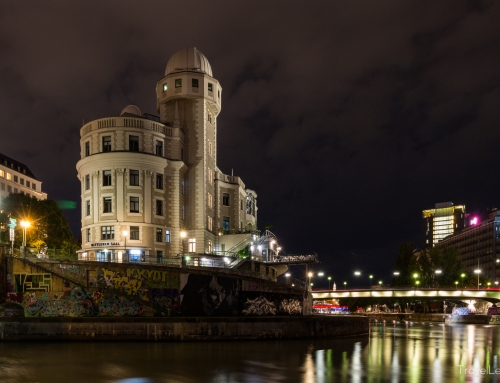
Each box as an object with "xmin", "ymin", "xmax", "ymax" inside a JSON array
[
  {"xmin": 328, "ymin": 276, "xmax": 332, "ymax": 290},
  {"xmin": 474, "ymin": 269, "xmax": 481, "ymax": 289},
  {"xmin": 354, "ymin": 271, "xmax": 361, "ymax": 276},
  {"xmin": 20, "ymin": 220, "xmax": 30, "ymax": 247},
  {"xmin": 307, "ymin": 272, "xmax": 313, "ymax": 289},
  {"xmin": 344, "ymin": 281, "xmax": 347, "ymax": 289},
  {"xmin": 285, "ymin": 273, "xmax": 291, "ymax": 285},
  {"xmin": 378, "ymin": 281, "xmax": 383, "ymax": 287},
  {"xmin": 416, "ymin": 280, "xmax": 420, "ymax": 289},
  {"xmin": 413, "ymin": 273, "xmax": 419, "ymax": 288},
  {"xmin": 318, "ymin": 272, "xmax": 324, "ymax": 277},
  {"xmin": 455, "ymin": 281, "xmax": 458, "ymax": 289},
  {"xmin": 369, "ymin": 274, "xmax": 373, "ymax": 288},
  {"xmin": 461, "ymin": 273, "xmax": 465, "ymax": 288}
]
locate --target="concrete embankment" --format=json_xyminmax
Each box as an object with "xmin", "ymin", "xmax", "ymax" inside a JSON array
[{"xmin": 0, "ymin": 315, "xmax": 369, "ymax": 341}]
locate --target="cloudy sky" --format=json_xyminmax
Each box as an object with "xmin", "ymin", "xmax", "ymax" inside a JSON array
[{"xmin": 1, "ymin": 1, "xmax": 499, "ymax": 285}]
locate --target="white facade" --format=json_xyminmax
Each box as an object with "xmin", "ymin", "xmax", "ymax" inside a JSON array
[
  {"xmin": 0, "ymin": 153, "xmax": 47, "ymax": 203},
  {"xmin": 76, "ymin": 47, "xmax": 258, "ymax": 262}
]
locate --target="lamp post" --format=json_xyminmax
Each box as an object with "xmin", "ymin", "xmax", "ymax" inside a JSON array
[
  {"xmin": 328, "ymin": 276, "xmax": 332, "ymax": 290},
  {"xmin": 413, "ymin": 273, "xmax": 419, "ymax": 288},
  {"xmin": 435, "ymin": 270, "xmax": 442, "ymax": 287},
  {"xmin": 369, "ymin": 274, "xmax": 373, "ymax": 288},
  {"xmin": 354, "ymin": 271, "xmax": 361, "ymax": 288},
  {"xmin": 344, "ymin": 281, "xmax": 347, "ymax": 289},
  {"xmin": 122, "ymin": 230, "xmax": 128, "ymax": 262},
  {"xmin": 308, "ymin": 272, "xmax": 313, "ymax": 290},
  {"xmin": 455, "ymin": 281, "xmax": 458, "ymax": 289},
  {"xmin": 461, "ymin": 273, "xmax": 465, "ymax": 288},
  {"xmin": 20, "ymin": 220, "xmax": 30, "ymax": 247},
  {"xmin": 474, "ymin": 269, "xmax": 481, "ymax": 289},
  {"xmin": 285, "ymin": 273, "xmax": 291, "ymax": 285}
]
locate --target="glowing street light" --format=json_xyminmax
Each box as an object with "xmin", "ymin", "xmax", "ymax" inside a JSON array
[
  {"xmin": 285, "ymin": 273, "xmax": 291, "ymax": 285},
  {"xmin": 369, "ymin": 274, "xmax": 373, "ymax": 288},
  {"xmin": 461, "ymin": 273, "xmax": 465, "ymax": 288},
  {"xmin": 20, "ymin": 220, "xmax": 30, "ymax": 247},
  {"xmin": 328, "ymin": 276, "xmax": 332, "ymax": 289},
  {"xmin": 435, "ymin": 270, "xmax": 442, "ymax": 274},
  {"xmin": 344, "ymin": 281, "xmax": 347, "ymax": 289},
  {"xmin": 455, "ymin": 281, "xmax": 458, "ymax": 289},
  {"xmin": 318, "ymin": 272, "xmax": 324, "ymax": 277}
]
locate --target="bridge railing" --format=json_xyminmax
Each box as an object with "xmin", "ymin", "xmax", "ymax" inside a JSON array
[{"xmin": 267, "ymin": 254, "xmax": 318, "ymax": 263}]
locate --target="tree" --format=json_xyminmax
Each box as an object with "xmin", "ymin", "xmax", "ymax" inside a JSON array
[{"xmin": 0, "ymin": 193, "xmax": 76, "ymax": 249}]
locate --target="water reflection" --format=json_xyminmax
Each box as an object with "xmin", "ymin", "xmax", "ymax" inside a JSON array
[{"xmin": 1, "ymin": 324, "xmax": 500, "ymax": 382}]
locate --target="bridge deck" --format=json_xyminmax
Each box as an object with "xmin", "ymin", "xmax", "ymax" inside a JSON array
[{"xmin": 312, "ymin": 288, "xmax": 500, "ymax": 302}]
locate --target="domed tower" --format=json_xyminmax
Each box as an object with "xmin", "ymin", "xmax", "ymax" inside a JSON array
[
  {"xmin": 155, "ymin": 47, "xmax": 221, "ymax": 254},
  {"xmin": 76, "ymin": 104, "xmax": 171, "ymax": 262}
]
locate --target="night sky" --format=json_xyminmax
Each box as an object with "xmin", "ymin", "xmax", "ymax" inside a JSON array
[{"xmin": 1, "ymin": 1, "xmax": 499, "ymax": 287}]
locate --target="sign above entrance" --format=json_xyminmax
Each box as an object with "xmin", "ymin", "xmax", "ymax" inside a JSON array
[{"xmin": 90, "ymin": 242, "xmax": 121, "ymax": 247}]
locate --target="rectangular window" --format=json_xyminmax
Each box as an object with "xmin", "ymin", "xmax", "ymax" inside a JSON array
[
  {"xmin": 181, "ymin": 148, "xmax": 184, "ymax": 161},
  {"xmin": 156, "ymin": 174, "xmax": 163, "ymax": 189},
  {"xmin": 156, "ymin": 228, "xmax": 163, "ymax": 242},
  {"xmin": 0, "ymin": 183, "xmax": 4, "ymax": 191},
  {"xmin": 208, "ymin": 240, "xmax": 212, "ymax": 253},
  {"xmin": 102, "ymin": 136, "xmax": 112, "ymax": 152},
  {"xmin": 223, "ymin": 193, "xmax": 230, "ymax": 206},
  {"xmin": 26, "ymin": 181, "xmax": 30, "ymax": 188},
  {"xmin": 130, "ymin": 170, "xmax": 139, "ymax": 186},
  {"xmin": 14, "ymin": 175, "xmax": 18, "ymax": 183},
  {"xmin": 208, "ymin": 83, "xmax": 213, "ymax": 92},
  {"xmin": 188, "ymin": 238, "xmax": 196, "ymax": 253},
  {"xmin": 165, "ymin": 229, "xmax": 171, "ymax": 243},
  {"xmin": 240, "ymin": 200, "xmax": 243, "ymax": 211},
  {"xmin": 223, "ymin": 216, "xmax": 230, "ymax": 233},
  {"xmin": 85, "ymin": 141, "xmax": 90, "ymax": 156},
  {"xmin": 86, "ymin": 228, "xmax": 91, "ymax": 242},
  {"xmin": 181, "ymin": 205, "xmax": 185, "ymax": 220},
  {"xmin": 208, "ymin": 193, "xmax": 212, "ymax": 208},
  {"xmin": 181, "ymin": 180, "xmax": 185, "ymax": 195},
  {"xmin": 85, "ymin": 174, "xmax": 90, "ymax": 190},
  {"xmin": 208, "ymin": 141, "xmax": 213, "ymax": 156},
  {"xmin": 103, "ymin": 197, "xmax": 112, "ymax": 213},
  {"xmin": 6, "ymin": 172, "xmax": 11, "ymax": 180},
  {"xmin": 156, "ymin": 140, "xmax": 163, "ymax": 156},
  {"xmin": 7, "ymin": 185, "xmax": 12, "ymax": 192},
  {"xmin": 130, "ymin": 226, "xmax": 139, "ymax": 240},
  {"xmin": 163, "ymin": 83, "xmax": 167, "ymax": 92},
  {"xmin": 207, "ymin": 216, "xmax": 213, "ymax": 231},
  {"xmin": 130, "ymin": 196, "xmax": 139, "ymax": 213},
  {"xmin": 32, "ymin": 183, "xmax": 36, "ymax": 191},
  {"xmin": 129, "ymin": 135, "xmax": 139, "ymax": 151},
  {"xmin": 192, "ymin": 78, "xmax": 199, "ymax": 87},
  {"xmin": 86, "ymin": 200, "xmax": 91, "ymax": 216},
  {"xmin": 156, "ymin": 200, "xmax": 163, "ymax": 216},
  {"xmin": 207, "ymin": 168, "xmax": 212, "ymax": 184},
  {"xmin": 175, "ymin": 79, "xmax": 182, "ymax": 88},
  {"xmin": 103, "ymin": 170, "xmax": 112, "ymax": 186},
  {"xmin": 0, "ymin": 170, "xmax": 4, "ymax": 177},
  {"xmin": 101, "ymin": 226, "xmax": 114, "ymax": 240},
  {"xmin": 156, "ymin": 250, "xmax": 163, "ymax": 264},
  {"xmin": 20, "ymin": 178, "xmax": 24, "ymax": 185}
]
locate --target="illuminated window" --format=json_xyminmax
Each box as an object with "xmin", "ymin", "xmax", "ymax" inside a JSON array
[
  {"xmin": 208, "ymin": 193, "xmax": 213, "ymax": 208},
  {"xmin": 223, "ymin": 216, "xmax": 230, "ymax": 233},
  {"xmin": 208, "ymin": 240, "xmax": 212, "ymax": 253},
  {"xmin": 163, "ymin": 83, "xmax": 167, "ymax": 92},
  {"xmin": 0, "ymin": 170, "xmax": 4, "ymax": 177},
  {"xmin": 165, "ymin": 229, "xmax": 171, "ymax": 243},
  {"xmin": 207, "ymin": 168, "xmax": 212, "ymax": 184},
  {"xmin": 188, "ymin": 238, "xmax": 196, "ymax": 253},
  {"xmin": 101, "ymin": 226, "xmax": 114, "ymax": 240},
  {"xmin": 175, "ymin": 79, "xmax": 182, "ymax": 88},
  {"xmin": 6, "ymin": 172, "xmax": 11, "ymax": 180},
  {"xmin": 207, "ymin": 216, "xmax": 213, "ymax": 231}
]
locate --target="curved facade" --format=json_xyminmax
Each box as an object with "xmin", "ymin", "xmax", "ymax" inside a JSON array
[{"xmin": 77, "ymin": 48, "xmax": 258, "ymax": 263}]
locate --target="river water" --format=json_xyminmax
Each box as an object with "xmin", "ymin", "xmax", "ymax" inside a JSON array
[{"xmin": 1, "ymin": 322, "xmax": 500, "ymax": 382}]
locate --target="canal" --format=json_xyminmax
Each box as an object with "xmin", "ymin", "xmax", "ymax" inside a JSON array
[{"xmin": 0, "ymin": 323, "xmax": 499, "ymax": 382}]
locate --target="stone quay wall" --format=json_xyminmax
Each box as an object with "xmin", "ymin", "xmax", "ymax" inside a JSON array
[{"xmin": 0, "ymin": 316, "xmax": 369, "ymax": 341}]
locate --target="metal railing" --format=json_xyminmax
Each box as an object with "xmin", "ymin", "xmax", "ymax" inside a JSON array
[{"xmin": 267, "ymin": 254, "xmax": 318, "ymax": 263}]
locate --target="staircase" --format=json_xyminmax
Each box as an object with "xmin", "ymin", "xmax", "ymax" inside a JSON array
[{"xmin": 13, "ymin": 257, "xmax": 86, "ymax": 287}]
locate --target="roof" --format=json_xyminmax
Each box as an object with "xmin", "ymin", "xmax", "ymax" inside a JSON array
[
  {"xmin": 0, "ymin": 152, "xmax": 38, "ymax": 180},
  {"xmin": 165, "ymin": 47, "xmax": 213, "ymax": 77}
]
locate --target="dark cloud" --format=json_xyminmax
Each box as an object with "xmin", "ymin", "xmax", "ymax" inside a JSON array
[{"xmin": 1, "ymin": 1, "xmax": 499, "ymax": 285}]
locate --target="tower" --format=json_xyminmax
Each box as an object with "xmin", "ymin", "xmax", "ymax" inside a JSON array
[{"xmin": 155, "ymin": 47, "xmax": 221, "ymax": 255}]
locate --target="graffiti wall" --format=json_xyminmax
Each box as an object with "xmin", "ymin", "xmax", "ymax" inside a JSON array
[
  {"xmin": 6, "ymin": 265, "xmax": 304, "ymax": 317},
  {"xmin": 239, "ymin": 292, "xmax": 303, "ymax": 316}
]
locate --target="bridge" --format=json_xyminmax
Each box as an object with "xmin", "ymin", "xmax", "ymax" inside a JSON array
[{"xmin": 312, "ymin": 288, "xmax": 500, "ymax": 303}]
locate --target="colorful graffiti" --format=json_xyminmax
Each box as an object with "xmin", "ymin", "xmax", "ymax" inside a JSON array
[
  {"xmin": 21, "ymin": 287, "xmax": 157, "ymax": 317},
  {"xmin": 89, "ymin": 267, "xmax": 180, "ymax": 301},
  {"xmin": 240, "ymin": 292, "xmax": 303, "ymax": 316}
]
